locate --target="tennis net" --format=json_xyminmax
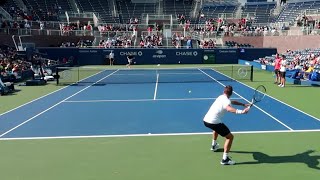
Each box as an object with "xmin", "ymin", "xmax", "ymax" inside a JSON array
[{"xmin": 55, "ymin": 65, "xmax": 253, "ymax": 85}]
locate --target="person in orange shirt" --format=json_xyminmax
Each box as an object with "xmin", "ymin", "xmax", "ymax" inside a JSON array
[{"xmin": 274, "ymin": 54, "xmax": 282, "ymax": 84}]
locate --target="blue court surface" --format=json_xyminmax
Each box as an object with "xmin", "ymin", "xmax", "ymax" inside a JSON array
[{"xmin": 1, "ymin": 68, "xmax": 320, "ymax": 140}]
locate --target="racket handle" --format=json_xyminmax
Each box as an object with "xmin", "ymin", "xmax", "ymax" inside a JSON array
[{"xmin": 249, "ymin": 99, "xmax": 254, "ymax": 107}]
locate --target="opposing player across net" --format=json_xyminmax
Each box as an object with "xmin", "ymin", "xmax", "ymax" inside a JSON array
[{"xmin": 55, "ymin": 65, "xmax": 254, "ymax": 85}]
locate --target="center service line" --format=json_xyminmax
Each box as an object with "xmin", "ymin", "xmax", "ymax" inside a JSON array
[{"xmin": 153, "ymin": 73, "xmax": 159, "ymax": 100}]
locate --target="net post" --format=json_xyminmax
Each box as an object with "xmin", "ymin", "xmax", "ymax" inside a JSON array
[
  {"xmin": 250, "ymin": 65, "xmax": 253, "ymax": 82},
  {"xmin": 56, "ymin": 67, "xmax": 59, "ymax": 85},
  {"xmin": 231, "ymin": 65, "xmax": 233, "ymax": 80},
  {"xmin": 78, "ymin": 67, "xmax": 80, "ymax": 83}
]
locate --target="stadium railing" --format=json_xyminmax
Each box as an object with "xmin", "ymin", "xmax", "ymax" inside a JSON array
[
  {"xmin": 0, "ymin": 28, "xmax": 92, "ymax": 36},
  {"xmin": 1, "ymin": 28, "xmax": 319, "ymax": 37}
]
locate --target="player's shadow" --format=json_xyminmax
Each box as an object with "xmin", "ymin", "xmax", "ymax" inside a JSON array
[{"xmin": 231, "ymin": 150, "xmax": 320, "ymax": 170}]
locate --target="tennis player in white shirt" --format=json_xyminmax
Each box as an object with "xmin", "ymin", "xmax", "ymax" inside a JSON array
[
  {"xmin": 109, "ymin": 51, "xmax": 114, "ymax": 66},
  {"xmin": 203, "ymin": 85, "xmax": 250, "ymax": 165},
  {"xmin": 278, "ymin": 55, "xmax": 287, "ymax": 88}
]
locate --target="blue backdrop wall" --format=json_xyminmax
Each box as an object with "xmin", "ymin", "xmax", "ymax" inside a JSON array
[{"xmin": 37, "ymin": 48, "xmax": 277, "ymax": 65}]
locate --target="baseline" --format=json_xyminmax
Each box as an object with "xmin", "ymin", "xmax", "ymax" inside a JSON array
[{"xmin": 1, "ymin": 129, "xmax": 320, "ymax": 141}]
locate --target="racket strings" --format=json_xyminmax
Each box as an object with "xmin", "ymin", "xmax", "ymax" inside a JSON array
[{"xmin": 254, "ymin": 86, "xmax": 266, "ymax": 102}]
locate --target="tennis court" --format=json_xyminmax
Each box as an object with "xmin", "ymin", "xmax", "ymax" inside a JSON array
[{"xmin": 0, "ymin": 65, "xmax": 319, "ymax": 180}]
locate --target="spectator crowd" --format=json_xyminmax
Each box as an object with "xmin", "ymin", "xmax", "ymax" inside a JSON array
[
  {"xmin": 0, "ymin": 46, "xmax": 30, "ymax": 81},
  {"xmin": 257, "ymin": 49, "xmax": 320, "ymax": 81}
]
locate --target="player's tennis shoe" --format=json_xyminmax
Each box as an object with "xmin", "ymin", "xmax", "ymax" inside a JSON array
[
  {"xmin": 210, "ymin": 143, "xmax": 220, "ymax": 152},
  {"xmin": 220, "ymin": 157, "xmax": 236, "ymax": 165}
]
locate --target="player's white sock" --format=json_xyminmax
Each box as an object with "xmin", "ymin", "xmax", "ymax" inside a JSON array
[
  {"xmin": 212, "ymin": 140, "xmax": 216, "ymax": 146},
  {"xmin": 223, "ymin": 153, "xmax": 228, "ymax": 160}
]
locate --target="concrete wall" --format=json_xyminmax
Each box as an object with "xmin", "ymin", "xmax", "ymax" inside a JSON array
[
  {"xmin": 223, "ymin": 35, "xmax": 320, "ymax": 53},
  {"xmin": 263, "ymin": 35, "xmax": 320, "ymax": 53}
]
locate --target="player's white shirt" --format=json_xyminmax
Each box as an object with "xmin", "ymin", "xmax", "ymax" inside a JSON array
[
  {"xmin": 280, "ymin": 60, "xmax": 287, "ymax": 72},
  {"xmin": 203, "ymin": 94, "xmax": 231, "ymax": 124},
  {"xmin": 109, "ymin": 52, "xmax": 114, "ymax": 59}
]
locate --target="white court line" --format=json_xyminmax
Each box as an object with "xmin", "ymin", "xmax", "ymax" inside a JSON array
[
  {"xmin": 198, "ymin": 68, "xmax": 294, "ymax": 131},
  {"xmin": 0, "ymin": 68, "xmax": 109, "ymax": 118},
  {"xmin": 112, "ymin": 73, "xmax": 202, "ymax": 76},
  {"xmin": 154, "ymin": 73, "xmax": 159, "ymax": 100},
  {"xmin": 63, "ymin": 97, "xmax": 243, "ymax": 103},
  {"xmin": 214, "ymin": 68, "xmax": 320, "ymax": 122},
  {"xmin": 1, "ymin": 129, "xmax": 320, "ymax": 141},
  {"xmin": 157, "ymin": 73, "xmax": 203, "ymax": 75},
  {"xmin": 0, "ymin": 70, "xmax": 120, "ymax": 138}
]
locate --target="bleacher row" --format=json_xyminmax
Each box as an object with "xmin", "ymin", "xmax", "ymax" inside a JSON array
[
  {"xmin": 2, "ymin": 0, "xmax": 320, "ymax": 24},
  {"xmin": 276, "ymin": 0, "xmax": 320, "ymax": 24}
]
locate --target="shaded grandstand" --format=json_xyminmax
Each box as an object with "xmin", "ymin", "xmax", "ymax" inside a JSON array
[
  {"xmin": 75, "ymin": 0, "xmax": 120, "ymax": 23},
  {"xmin": 198, "ymin": 0, "xmax": 239, "ymax": 24},
  {"xmin": 21, "ymin": 0, "xmax": 73, "ymax": 21},
  {"xmin": 241, "ymin": 1, "xmax": 276, "ymax": 24},
  {"xmin": 275, "ymin": 0, "xmax": 320, "ymax": 24},
  {"xmin": 163, "ymin": 0, "xmax": 194, "ymax": 21},
  {"xmin": 116, "ymin": 0, "xmax": 157, "ymax": 24}
]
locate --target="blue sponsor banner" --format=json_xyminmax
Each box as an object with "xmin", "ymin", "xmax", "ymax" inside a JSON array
[
  {"xmin": 36, "ymin": 48, "xmax": 277, "ymax": 65},
  {"xmin": 238, "ymin": 59, "xmax": 274, "ymax": 71},
  {"xmin": 238, "ymin": 48, "xmax": 277, "ymax": 61},
  {"xmin": 100, "ymin": 49, "xmax": 203, "ymax": 65},
  {"xmin": 203, "ymin": 48, "xmax": 239, "ymax": 64},
  {"xmin": 78, "ymin": 48, "xmax": 103, "ymax": 65}
]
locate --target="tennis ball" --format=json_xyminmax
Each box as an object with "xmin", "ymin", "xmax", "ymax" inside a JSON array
[{"xmin": 189, "ymin": 90, "xmax": 191, "ymax": 93}]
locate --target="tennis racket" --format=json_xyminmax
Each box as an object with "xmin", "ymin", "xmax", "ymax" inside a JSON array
[{"xmin": 249, "ymin": 85, "xmax": 267, "ymax": 107}]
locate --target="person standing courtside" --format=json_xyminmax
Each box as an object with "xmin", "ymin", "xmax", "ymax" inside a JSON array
[
  {"xmin": 279, "ymin": 55, "xmax": 287, "ymax": 88},
  {"xmin": 203, "ymin": 85, "xmax": 250, "ymax": 165},
  {"xmin": 109, "ymin": 51, "xmax": 114, "ymax": 66},
  {"xmin": 274, "ymin": 53, "xmax": 281, "ymax": 84}
]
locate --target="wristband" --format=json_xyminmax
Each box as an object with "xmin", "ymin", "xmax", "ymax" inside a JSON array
[{"xmin": 236, "ymin": 109, "xmax": 242, "ymax": 114}]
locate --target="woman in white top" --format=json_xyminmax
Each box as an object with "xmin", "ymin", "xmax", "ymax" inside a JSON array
[{"xmin": 279, "ymin": 55, "xmax": 287, "ymax": 88}]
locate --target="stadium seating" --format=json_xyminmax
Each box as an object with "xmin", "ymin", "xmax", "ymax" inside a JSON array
[
  {"xmin": 225, "ymin": 41, "xmax": 253, "ymax": 48},
  {"xmin": 163, "ymin": 0, "xmax": 194, "ymax": 21},
  {"xmin": 116, "ymin": 0, "xmax": 157, "ymax": 24},
  {"xmin": 199, "ymin": 1, "xmax": 239, "ymax": 24},
  {"xmin": 241, "ymin": 2, "xmax": 276, "ymax": 24},
  {"xmin": 21, "ymin": 0, "xmax": 73, "ymax": 21},
  {"xmin": 276, "ymin": 0, "xmax": 320, "ymax": 24},
  {"xmin": 2, "ymin": 0, "xmax": 18, "ymax": 14},
  {"xmin": 75, "ymin": 0, "xmax": 119, "ymax": 23}
]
